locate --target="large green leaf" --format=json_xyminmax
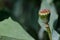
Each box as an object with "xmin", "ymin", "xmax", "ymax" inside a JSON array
[{"xmin": 0, "ymin": 17, "xmax": 34, "ymax": 40}]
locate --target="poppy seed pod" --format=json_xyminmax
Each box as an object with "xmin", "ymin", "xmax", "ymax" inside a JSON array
[{"xmin": 39, "ymin": 9, "xmax": 50, "ymax": 23}]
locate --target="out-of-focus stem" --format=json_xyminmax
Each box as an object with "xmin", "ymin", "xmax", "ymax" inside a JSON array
[
  {"xmin": 0, "ymin": 0, "xmax": 4, "ymax": 10},
  {"xmin": 45, "ymin": 23, "xmax": 52, "ymax": 40}
]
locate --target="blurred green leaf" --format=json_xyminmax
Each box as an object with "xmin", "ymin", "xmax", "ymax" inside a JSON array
[{"xmin": 0, "ymin": 17, "xmax": 34, "ymax": 40}]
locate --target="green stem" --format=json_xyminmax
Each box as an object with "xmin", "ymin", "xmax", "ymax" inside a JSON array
[{"xmin": 45, "ymin": 24, "xmax": 52, "ymax": 40}]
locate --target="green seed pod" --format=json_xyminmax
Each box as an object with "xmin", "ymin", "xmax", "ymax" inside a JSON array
[{"xmin": 39, "ymin": 9, "xmax": 50, "ymax": 23}]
